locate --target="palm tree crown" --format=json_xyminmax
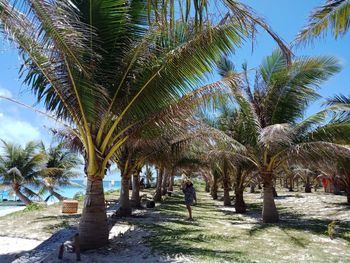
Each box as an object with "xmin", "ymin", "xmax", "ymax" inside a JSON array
[{"xmin": 0, "ymin": 140, "xmax": 45, "ymax": 205}]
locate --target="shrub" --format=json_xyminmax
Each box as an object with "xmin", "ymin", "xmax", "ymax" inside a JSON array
[
  {"xmin": 73, "ymin": 191, "xmax": 85, "ymax": 201},
  {"xmin": 24, "ymin": 203, "xmax": 46, "ymax": 211}
]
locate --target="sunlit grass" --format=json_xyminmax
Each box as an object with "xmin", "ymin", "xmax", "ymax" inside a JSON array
[{"xmin": 140, "ymin": 183, "xmax": 350, "ymax": 263}]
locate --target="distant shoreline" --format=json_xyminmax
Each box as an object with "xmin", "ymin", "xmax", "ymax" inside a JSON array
[
  {"xmin": 0, "ymin": 180, "xmax": 121, "ymax": 203},
  {"xmin": 0, "ymin": 206, "xmax": 26, "ymax": 217}
]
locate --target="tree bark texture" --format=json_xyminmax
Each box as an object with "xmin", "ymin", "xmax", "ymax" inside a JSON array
[
  {"xmin": 288, "ymin": 177, "xmax": 294, "ymax": 192},
  {"xmin": 79, "ymin": 177, "xmax": 108, "ymax": 250},
  {"xmin": 211, "ymin": 175, "xmax": 218, "ymax": 200},
  {"xmin": 223, "ymin": 161, "xmax": 231, "ymax": 206},
  {"xmin": 131, "ymin": 169, "xmax": 141, "ymax": 208},
  {"xmin": 154, "ymin": 166, "xmax": 163, "ymax": 202},
  {"xmin": 161, "ymin": 168, "xmax": 169, "ymax": 196},
  {"xmin": 234, "ymin": 170, "xmax": 246, "ymax": 213},
  {"xmin": 305, "ymin": 176, "xmax": 311, "ymax": 193},
  {"xmin": 119, "ymin": 176, "xmax": 132, "ymax": 216},
  {"xmin": 13, "ymin": 185, "xmax": 32, "ymax": 205},
  {"xmin": 49, "ymin": 188, "xmax": 66, "ymax": 201},
  {"xmin": 168, "ymin": 168, "xmax": 175, "ymax": 192},
  {"xmin": 262, "ymin": 171, "xmax": 279, "ymax": 223}
]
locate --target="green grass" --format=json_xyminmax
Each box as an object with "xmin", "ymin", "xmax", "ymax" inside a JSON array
[
  {"xmin": 0, "ymin": 189, "xmax": 121, "ymax": 240},
  {"xmin": 137, "ymin": 183, "xmax": 350, "ymax": 263},
  {"xmin": 1, "ymin": 185, "xmax": 349, "ymax": 262}
]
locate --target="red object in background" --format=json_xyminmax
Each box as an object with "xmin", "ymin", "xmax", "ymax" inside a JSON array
[{"xmin": 322, "ymin": 178, "xmax": 329, "ymax": 188}]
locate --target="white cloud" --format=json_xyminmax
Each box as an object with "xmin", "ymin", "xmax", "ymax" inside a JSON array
[
  {"xmin": 0, "ymin": 88, "xmax": 12, "ymax": 98},
  {"xmin": 0, "ymin": 115, "xmax": 41, "ymax": 145}
]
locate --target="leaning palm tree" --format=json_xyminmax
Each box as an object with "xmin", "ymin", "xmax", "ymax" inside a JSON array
[
  {"xmin": 0, "ymin": 0, "xmax": 291, "ymax": 249},
  {"xmin": 209, "ymin": 51, "xmax": 350, "ymax": 223},
  {"xmin": 0, "ymin": 140, "xmax": 45, "ymax": 205},
  {"xmin": 39, "ymin": 143, "xmax": 81, "ymax": 202},
  {"xmin": 297, "ymin": 0, "xmax": 350, "ymax": 43}
]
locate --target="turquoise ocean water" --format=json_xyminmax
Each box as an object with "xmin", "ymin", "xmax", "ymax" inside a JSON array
[{"xmin": 0, "ymin": 180, "xmax": 121, "ymax": 209}]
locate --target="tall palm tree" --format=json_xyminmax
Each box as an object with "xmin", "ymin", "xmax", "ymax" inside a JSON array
[
  {"xmin": 0, "ymin": 0, "xmax": 291, "ymax": 249},
  {"xmin": 209, "ymin": 51, "xmax": 350, "ymax": 222},
  {"xmin": 0, "ymin": 140, "xmax": 44, "ymax": 205},
  {"xmin": 39, "ymin": 143, "xmax": 81, "ymax": 202},
  {"xmin": 297, "ymin": 0, "xmax": 350, "ymax": 43}
]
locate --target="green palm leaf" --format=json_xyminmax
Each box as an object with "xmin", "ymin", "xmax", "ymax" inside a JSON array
[{"xmin": 297, "ymin": 0, "xmax": 350, "ymax": 43}]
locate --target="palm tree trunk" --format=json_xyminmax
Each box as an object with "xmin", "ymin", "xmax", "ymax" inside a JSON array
[
  {"xmin": 161, "ymin": 168, "xmax": 168, "ymax": 196},
  {"xmin": 79, "ymin": 177, "xmax": 108, "ymax": 250},
  {"xmin": 205, "ymin": 180, "xmax": 210, "ymax": 192},
  {"xmin": 304, "ymin": 174, "xmax": 311, "ymax": 193},
  {"xmin": 13, "ymin": 186, "xmax": 32, "ymax": 205},
  {"xmin": 223, "ymin": 161, "xmax": 231, "ymax": 206},
  {"xmin": 168, "ymin": 167, "xmax": 175, "ymax": 192},
  {"xmin": 211, "ymin": 175, "xmax": 218, "ymax": 200},
  {"xmin": 118, "ymin": 151, "xmax": 133, "ymax": 216},
  {"xmin": 288, "ymin": 177, "xmax": 294, "ymax": 192},
  {"xmin": 234, "ymin": 170, "xmax": 246, "ymax": 213},
  {"xmin": 49, "ymin": 188, "xmax": 66, "ymax": 201},
  {"xmin": 129, "ymin": 176, "xmax": 133, "ymax": 190},
  {"xmin": 131, "ymin": 169, "xmax": 141, "ymax": 208},
  {"xmin": 234, "ymin": 187, "xmax": 246, "ymax": 213},
  {"xmin": 296, "ymin": 178, "xmax": 299, "ymax": 191},
  {"xmin": 154, "ymin": 166, "xmax": 163, "ymax": 202},
  {"xmin": 262, "ymin": 171, "xmax": 279, "ymax": 223},
  {"xmin": 119, "ymin": 176, "xmax": 132, "ymax": 216}
]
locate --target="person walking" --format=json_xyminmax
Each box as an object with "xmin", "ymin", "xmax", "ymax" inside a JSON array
[{"xmin": 182, "ymin": 178, "xmax": 197, "ymax": 220}]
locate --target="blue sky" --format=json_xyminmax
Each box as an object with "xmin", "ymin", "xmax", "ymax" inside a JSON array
[{"xmin": 0, "ymin": 1, "xmax": 349, "ymax": 178}]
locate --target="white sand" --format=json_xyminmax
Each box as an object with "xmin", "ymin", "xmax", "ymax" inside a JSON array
[
  {"xmin": 0, "ymin": 236, "xmax": 42, "ymax": 262},
  {"xmin": 0, "ymin": 206, "xmax": 25, "ymax": 217}
]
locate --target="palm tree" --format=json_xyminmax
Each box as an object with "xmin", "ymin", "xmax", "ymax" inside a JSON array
[
  {"xmin": 0, "ymin": 0, "xmax": 291, "ymax": 249},
  {"xmin": 40, "ymin": 143, "xmax": 81, "ymax": 202},
  {"xmin": 0, "ymin": 140, "xmax": 44, "ymax": 205},
  {"xmin": 210, "ymin": 51, "xmax": 350, "ymax": 223},
  {"xmin": 291, "ymin": 167, "xmax": 317, "ymax": 193},
  {"xmin": 144, "ymin": 165, "xmax": 154, "ymax": 188},
  {"xmin": 297, "ymin": 0, "xmax": 350, "ymax": 43}
]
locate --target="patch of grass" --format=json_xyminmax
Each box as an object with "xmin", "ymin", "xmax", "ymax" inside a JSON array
[
  {"xmin": 139, "ymin": 187, "xmax": 350, "ymax": 263},
  {"xmin": 0, "ymin": 201, "xmax": 82, "ymax": 239},
  {"xmin": 24, "ymin": 203, "xmax": 46, "ymax": 211}
]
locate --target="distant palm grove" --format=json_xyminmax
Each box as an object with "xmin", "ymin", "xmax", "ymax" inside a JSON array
[{"xmin": 0, "ymin": 0, "xmax": 350, "ymax": 257}]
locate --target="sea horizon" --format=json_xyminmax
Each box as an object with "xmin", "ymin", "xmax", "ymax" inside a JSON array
[{"xmin": 0, "ymin": 180, "xmax": 121, "ymax": 205}]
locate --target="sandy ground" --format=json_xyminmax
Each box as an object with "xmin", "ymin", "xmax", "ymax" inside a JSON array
[
  {"xmin": 0, "ymin": 207, "xmax": 26, "ymax": 217},
  {"xmin": 0, "ymin": 237, "xmax": 42, "ymax": 262},
  {"xmin": 41, "ymin": 209, "xmax": 195, "ymax": 263},
  {"xmin": 1, "ymin": 190, "xmax": 349, "ymax": 263}
]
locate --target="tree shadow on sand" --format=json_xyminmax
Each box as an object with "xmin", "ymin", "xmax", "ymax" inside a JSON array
[
  {"xmin": 0, "ymin": 251, "xmax": 27, "ymax": 263},
  {"xmin": 142, "ymin": 223, "xmax": 251, "ymax": 262},
  {"xmin": 248, "ymin": 210, "xmax": 350, "ymax": 244}
]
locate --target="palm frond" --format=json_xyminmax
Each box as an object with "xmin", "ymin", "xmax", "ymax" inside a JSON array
[{"xmin": 296, "ymin": 0, "xmax": 350, "ymax": 43}]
